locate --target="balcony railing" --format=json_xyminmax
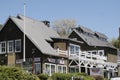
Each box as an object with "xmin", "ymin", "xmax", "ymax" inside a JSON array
[
  {"xmin": 69, "ymin": 50, "xmax": 107, "ymax": 62},
  {"xmin": 56, "ymin": 48, "xmax": 68, "ymax": 57}
]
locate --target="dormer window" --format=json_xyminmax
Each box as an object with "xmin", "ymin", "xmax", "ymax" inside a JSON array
[
  {"xmin": 99, "ymin": 37, "xmax": 107, "ymax": 41},
  {"xmin": 83, "ymin": 31, "xmax": 93, "ymax": 37}
]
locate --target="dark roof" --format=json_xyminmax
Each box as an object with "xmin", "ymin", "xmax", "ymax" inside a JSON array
[
  {"xmin": 95, "ymin": 31, "xmax": 108, "ymax": 39},
  {"xmin": 52, "ymin": 37, "xmax": 84, "ymax": 44},
  {"xmin": 79, "ymin": 25, "xmax": 94, "ymax": 34},
  {"xmin": 72, "ymin": 29, "xmax": 116, "ymax": 49}
]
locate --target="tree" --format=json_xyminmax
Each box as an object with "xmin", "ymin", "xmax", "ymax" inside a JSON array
[
  {"xmin": 0, "ymin": 24, "xmax": 3, "ymax": 29},
  {"xmin": 111, "ymin": 38, "xmax": 120, "ymax": 49},
  {"xmin": 52, "ymin": 19, "xmax": 76, "ymax": 37}
]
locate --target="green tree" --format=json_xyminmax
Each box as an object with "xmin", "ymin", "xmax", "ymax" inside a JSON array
[
  {"xmin": 0, "ymin": 24, "xmax": 3, "ymax": 29},
  {"xmin": 52, "ymin": 19, "xmax": 76, "ymax": 37},
  {"xmin": 111, "ymin": 38, "xmax": 120, "ymax": 49}
]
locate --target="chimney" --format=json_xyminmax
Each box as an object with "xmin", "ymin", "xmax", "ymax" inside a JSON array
[{"xmin": 42, "ymin": 20, "xmax": 50, "ymax": 27}]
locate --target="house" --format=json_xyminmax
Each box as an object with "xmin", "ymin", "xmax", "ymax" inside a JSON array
[
  {"xmin": 68, "ymin": 26, "xmax": 118, "ymax": 78},
  {"xmin": 0, "ymin": 15, "xmax": 118, "ymax": 78},
  {"xmin": 0, "ymin": 15, "xmax": 70, "ymax": 76}
]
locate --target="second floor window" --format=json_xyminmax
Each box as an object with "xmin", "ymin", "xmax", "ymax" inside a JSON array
[
  {"xmin": 7, "ymin": 40, "xmax": 14, "ymax": 53},
  {"xmin": 70, "ymin": 44, "xmax": 80, "ymax": 55},
  {"xmin": 15, "ymin": 39, "xmax": 21, "ymax": 52}
]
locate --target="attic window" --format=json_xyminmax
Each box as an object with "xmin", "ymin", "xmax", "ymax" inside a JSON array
[
  {"xmin": 99, "ymin": 37, "xmax": 107, "ymax": 41},
  {"xmin": 83, "ymin": 32, "xmax": 93, "ymax": 37}
]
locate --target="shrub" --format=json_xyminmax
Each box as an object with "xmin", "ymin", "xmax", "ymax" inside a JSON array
[
  {"xmin": 38, "ymin": 74, "xmax": 49, "ymax": 80},
  {"xmin": 51, "ymin": 73, "xmax": 72, "ymax": 80},
  {"xmin": 92, "ymin": 75, "xmax": 104, "ymax": 80},
  {"xmin": 51, "ymin": 73, "xmax": 95, "ymax": 80},
  {"xmin": 0, "ymin": 66, "xmax": 39, "ymax": 80}
]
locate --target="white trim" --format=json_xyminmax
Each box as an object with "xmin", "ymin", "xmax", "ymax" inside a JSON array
[
  {"xmin": 45, "ymin": 63, "xmax": 56, "ymax": 76},
  {"xmin": 7, "ymin": 40, "xmax": 14, "ymax": 53},
  {"xmin": 57, "ymin": 64, "xmax": 67, "ymax": 73},
  {"xmin": 0, "ymin": 41, "xmax": 6, "ymax": 54}
]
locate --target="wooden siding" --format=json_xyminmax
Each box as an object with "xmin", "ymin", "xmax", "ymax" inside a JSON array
[
  {"xmin": 54, "ymin": 42, "xmax": 67, "ymax": 51},
  {"xmin": 107, "ymin": 53, "xmax": 117, "ymax": 63}
]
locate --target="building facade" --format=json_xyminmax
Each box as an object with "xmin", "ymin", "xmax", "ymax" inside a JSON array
[{"xmin": 0, "ymin": 15, "xmax": 118, "ymax": 78}]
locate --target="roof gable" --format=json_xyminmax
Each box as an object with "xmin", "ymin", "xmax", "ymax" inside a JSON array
[{"xmin": 6, "ymin": 15, "xmax": 60, "ymax": 55}]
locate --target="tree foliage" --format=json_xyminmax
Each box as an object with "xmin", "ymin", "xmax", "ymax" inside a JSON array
[
  {"xmin": 0, "ymin": 24, "xmax": 3, "ymax": 29},
  {"xmin": 111, "ymin": 38, "xmax": 120, "ymax": 49},
  {"xmin": 52, "ymin": 19, "xmax": 76, "ymax": 37},
  {"xmin": 0, "ymin": 66, "xmax": 39, "ymax": 80}
]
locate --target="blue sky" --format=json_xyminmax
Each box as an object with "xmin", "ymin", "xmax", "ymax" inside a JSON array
[{"xmin": 0, "ymin": 0, "xmax": 120, "ymax": 39}]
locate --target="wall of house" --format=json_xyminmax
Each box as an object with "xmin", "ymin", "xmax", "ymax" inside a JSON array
[
  {"xmin": 54, "ymin": 42, "xmax": 67, "ymax": 51},
  {"xmin": 69, "ymin": 31, "xmax": 118, "ymax": 63},
  {"xmin": 107, "ymin": 53, "xmax": 117, "ymax": 63},
  {"xmin": 0, "ymin": 19, "xmax": 23, "ymax": 65}
]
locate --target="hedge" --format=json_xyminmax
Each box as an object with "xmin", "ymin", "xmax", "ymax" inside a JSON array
[
  {"xmin": 0, "ymin": 66, "xmax": 39, "ymax": 80},
  {"xmin": 51, "ymin": 73, "xmax": 95, "ymax": 80}
]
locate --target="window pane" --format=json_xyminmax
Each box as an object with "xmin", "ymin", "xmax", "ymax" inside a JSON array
[
  {"xmin": 63, "ymin": 66, "xmax": 67, "ymax": 73},
  {"xmin": 46, "ymin": 64, "xmax": 50, "ymax": 75},
  {"xmin": 58, "ymin": 66, "xmax": 62, "ymax": 73},
  {"xmin": 75, "ymin": 46, "xmax": 79, "ymax": 55},
  {"xmin": 1, "ymin": 41, "xmax": 6, "ymax": 53},
  {"xmin": 35, "ymin": 63, "xmax": 41, "ymax": 74},
  {"xmin": 51, "ymin": 65, "xmax": 55, "ymax": 74},
  {"xmin": 15, "ymin": 40, "xmax": 21, "ymax": 52},
  {"xmin": 8, "ymin": 41, "xmax": 14, "ymax": 53},
  {"xmin": 70, "ymin": 45, "xmax": 74, "ymax": 54}
]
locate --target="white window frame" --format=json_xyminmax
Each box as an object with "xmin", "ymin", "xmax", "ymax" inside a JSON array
[
  {"xmin": 0, "ymin": 41, "xmax": 6, "ymax": 53},
  {"xmin": 15, "ymin": 39, "xmax": 21, "ymax": 52},
  {"xmin": 35, "ymin": 63, "xmax": 41, "ymax": 74},
  {"xmin": 7, "ymin": 40, "xmax": 14, "ymax": 53},
  {"xmin": 69, "ymin": 44, "xmax": 80, "ymax": 55},
  {"xmin": 45, "ymin": 63, "xmax": 56, "ymax": 76},
  {"xmin": 57, "ymin": 65, "xmax": 67, "ymax": 73}
]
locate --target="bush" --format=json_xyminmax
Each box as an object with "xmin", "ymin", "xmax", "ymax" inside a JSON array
[
  {"xmin": 0, "ymin": 66, "xmax": 39, "ymax": 80},
  {"xmin": 51, "ymin": 73, "xmax": 95, "ymax": 80},
  {"xmin": 51, "ymin": 73, "xmax": 72, "ymax": 80},
  {"xmin": 92, "ymin": 75, "xmax": 104, "ymax": 80},
  {"xmin": 38, "ymin": 74, "xmax": 49, "ymax": 80}
]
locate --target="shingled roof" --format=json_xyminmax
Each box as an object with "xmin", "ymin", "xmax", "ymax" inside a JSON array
[
  {"xmin": 95, "ymin": 31, "xmax": 108, "ymax": 39},
  {"xmin": 79, "ymin": 25, "xmax": 94, "ymax": 34},
  {"xmin": 8, "ymin": 15, "xmax": 60, "ymax": 56},
  {"xmin": 71, "ymin": 27, "xmax": 116, "ymax": 49}
]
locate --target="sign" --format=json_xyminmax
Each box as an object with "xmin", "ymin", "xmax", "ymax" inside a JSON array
[
  {"xmin": 90, "ymin": 68, "xmax": 103, "ymax": 76},
  {"xmin": 57, "ymin": 59, "xmax": 65, "ymax": 64},
  {"xmin": 47, "ymin": 58, "xmax": 56, "ymax": 63},
  {"xmin": 34, "ymin": 57, "xmax": 40, "ymax": 62}
]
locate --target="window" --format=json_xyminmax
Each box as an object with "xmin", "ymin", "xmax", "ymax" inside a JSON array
[
  {"xmin": 15, "ymin": 39, "xmax": 21, "ymax": 52},
  {"xmin": 45, "ymin": 63, "xmax": 56, "ymax": 76},
  {"xmin": 57, "ymin": 65, "xmax": 67, "ymax": 73},
  {"xmin": 70, "ymin": 45, "xmax": 74, "ymax": 54},
  {"xmin": 0, "ymin": 41, "xmax": 6, "ymax": 53},
  {"xmin": 35, "ymin": 63, "xmax": 41, "ymax": 74},
  {"xmin": 7, "ymin": 40, "xmax": 14, "ymax": 53},
  {"xmin": 70, "ymin": 44, "xmax": 80, "ymax": 55}
]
